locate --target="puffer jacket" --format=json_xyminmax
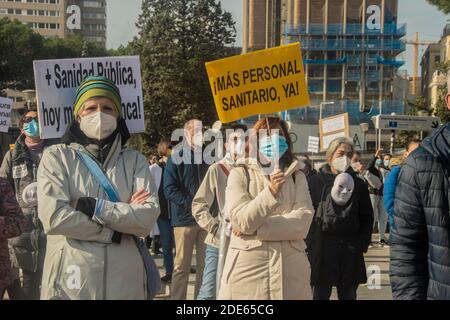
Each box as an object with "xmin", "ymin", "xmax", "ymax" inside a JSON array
[
  {"xmin": 218, "ymin": 158, "xmax": 314, "ymax": 300},
  {"xmin": 37, "ymin": 121, "xmax": 160, "ymax": 300},
  {"xmin": 390, "ymin": 123, "xmax": 450, "ymax": 300},
  {"xmin": 0, "ymin": 178, "xmax": 26, "ymax": 289},
  {"xmin": 0, "ymin": 135, "xmax": 52, "ymax": 272}
]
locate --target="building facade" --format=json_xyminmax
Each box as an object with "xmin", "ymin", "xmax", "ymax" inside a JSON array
[
  {"xmin": 421, "ymin": 23, "xmax": 450, "ymax": 110},
  {"xmin": 243, "ymin": 0, "xmax": 407, "ymax": 132},
  {"xmin": 0, "ymin": 0, "xmax": 106, "ymax": 47}
]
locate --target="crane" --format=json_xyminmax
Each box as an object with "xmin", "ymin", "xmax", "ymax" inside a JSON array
[{"xmin": 405, "ymin": 32, "xmax": 436, "ymax": 96}]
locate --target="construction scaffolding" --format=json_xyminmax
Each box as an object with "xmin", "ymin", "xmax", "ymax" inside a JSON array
[{"xmin": 279, "ymin": 0, "xmax": 407, "ymax": 124}]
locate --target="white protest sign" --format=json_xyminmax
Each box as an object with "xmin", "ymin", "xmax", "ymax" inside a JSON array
[
  {"xmin": 33, "ymin": 56, "xmax": 144, "ymax": 139},
  {"xmin": 0, "ymin": 97, "xmax": 13, "ymax": 133},
  {"xmin": 319, "ymin": 113, "xmax": 350, "ymax": 151},
  {"xmin": 307, "ymin": 136, "xmax": 320, "ymax": 153}
]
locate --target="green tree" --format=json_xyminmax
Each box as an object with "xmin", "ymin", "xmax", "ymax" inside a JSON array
[
  {"xmin": 427, "ymin": 0, "xmax": 450, "ymax": 14},
  {"xmin": 135, "ymin": 0, "xmax": 236, "ymax": 147},
  {"xmin": 1, "ymin": 17, "xmax": 110, "ymax": 90},
  {"xmin": 108, "ymin": 42, "xmax": 136, "ymax": 56},
  {"xmin": 0, "ymin": 17, "xmax": 45, "ymax": 89},
  {"xmin": 434, "ymin": 83, "xmax": 450, "ymax": 123}
]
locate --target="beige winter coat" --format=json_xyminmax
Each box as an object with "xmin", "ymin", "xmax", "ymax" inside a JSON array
[
  {"xmin": 218, "ymin": 158, "xmax": 314, "ymax": 300},
  {"xmin": 37, "ymin": 135, "xmax": 160, "ymax": 300}
]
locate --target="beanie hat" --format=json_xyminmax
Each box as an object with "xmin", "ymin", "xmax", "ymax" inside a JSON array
[{"xmin": 73, "ymin": 76, "xmax": 122, "ymax": 117}]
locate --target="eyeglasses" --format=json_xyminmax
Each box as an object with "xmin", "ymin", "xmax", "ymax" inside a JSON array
[{"xmin": 22, "ymin": 116, "xmax": 38, "ymax": 124}]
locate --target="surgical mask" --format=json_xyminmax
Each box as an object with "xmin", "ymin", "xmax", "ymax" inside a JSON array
[
  {"xmin": 375, "ymin": 159, "xmax": 383, "ymax": 167},
  {"xmin": 351, "ymin": 161, "xmax": 362, "ymax": 172},
  {"xmin": 230, "ymin": 138, "xmax": 245, "ymax": 158},
  {"xmin": 331, "ymin": 173, "xmax": 355, "ymax": 206},
  {"xmin": 79, "ymin": 112, "xmax": 117, "ymax": 141},
  {"xmin": 332, "ymin": 156, "xmax": 351, "ymax": 173},
  {"xmin": 384, "ymin": 160, "xmax": 390, "ymax": 168},
  {"xmin": 259, "ymin": 133, "xmax": 289, "ymax": 160},
  {"xmin": 23, "ymin": 119, "xmax": 40, "ymax": 138}
]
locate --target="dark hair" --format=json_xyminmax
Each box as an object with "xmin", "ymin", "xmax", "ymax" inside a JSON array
[
  {"xmin": 406, "ymin": 138, "xmax": 421, "ymax": 151},
  {"xmin": 354, "ymin": 151, "xmax": 361, "ymax": 157},
  {"xmin": 19, "ymin": 109, "xmax": 38, "ymax": 129},
  {"xmin": 229, "ymin": 124, "xmax": 248, "ymax": 132},
  {"xmin": 253, "ymin": 117, "xmax": 294, "ymax": 166}
]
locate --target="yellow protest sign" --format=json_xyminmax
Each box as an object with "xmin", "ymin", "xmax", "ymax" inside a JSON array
[{"xmin": 205, "ymin": 43, "xmax": 310, "ymax": 123}]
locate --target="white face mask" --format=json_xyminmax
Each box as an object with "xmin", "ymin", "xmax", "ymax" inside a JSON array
[
  {"xmin": 80, "ymin": 112, "xmax": 117, "ymax": 141},
  {"xmin": 332, "ymin": 156, "xmax": 352, "ymax": 173}
]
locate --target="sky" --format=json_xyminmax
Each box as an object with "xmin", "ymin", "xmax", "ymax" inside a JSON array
[{"xmin": 106, "ymin": 0, "xmax": 449, "ymax": 74}]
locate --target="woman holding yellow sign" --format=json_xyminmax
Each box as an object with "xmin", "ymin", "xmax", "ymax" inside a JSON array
[{"xmin": 218, "ymin": 117, "xmax": 314, "ymax": 300}]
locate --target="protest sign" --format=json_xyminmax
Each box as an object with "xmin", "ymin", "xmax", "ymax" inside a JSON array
[
  {"xmin": 33, "ymin": 56, "xmax": 144, "ymax": 139},
  {"xmin": 205, "ymin": 43, "xmax": 310, "ymax": 123},
  {"xmin": 319, "ymin": 113, "xmax": 349, "ymax": 151},
  {"xmin": 307, "ymin": 136, "xmax": 320, "ymax": 154},
  {"xmin": 0, "ymin": 97, "xmax": 13, "ymax": 133}
]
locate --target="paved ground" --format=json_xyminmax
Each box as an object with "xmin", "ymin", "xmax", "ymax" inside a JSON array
[{"xmin": 155, "ymin": 234, "xmax": 392, "ymax": 300}]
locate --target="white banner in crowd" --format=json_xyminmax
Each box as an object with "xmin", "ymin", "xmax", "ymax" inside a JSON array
[
  {"xmin": 33, "ymin": 56, "xmax": 145, "ymax": 139},
  {"xmin": 0, "ymin": 97, "xmax": 13, "ymax": 133},
  {"xmin": 307, "ymin": 136, "xmax": 320, "ymax": 154}
]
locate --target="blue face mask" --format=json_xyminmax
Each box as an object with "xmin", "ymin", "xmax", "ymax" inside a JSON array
[
  {"xmin": 23, "ymin": 119, "xmax": 40, "ymax": 138},
  {"xmin": 259, "ymin": 133, "xmax": 289, "ymax": 160},
  {"xmin": 384, "ymin": 160, "xmax": 390, "ymax": 168}
]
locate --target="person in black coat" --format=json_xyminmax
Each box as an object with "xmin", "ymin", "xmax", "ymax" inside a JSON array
[
  {"xmin": 390, "ymin": 110, "xmax": 450, "ymax": 299},
  {"xmin": 306, "ymin": 137, "xmax": 374, "ymax": 300}
]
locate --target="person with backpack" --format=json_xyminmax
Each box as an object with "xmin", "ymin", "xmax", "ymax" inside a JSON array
[
  {"xmin": 306, "ymin": 137, "xmax": 373, "ymax": 300},
  {"xmin": 37, "ymin": 76, "xmax": 160, "ymax": 300},
  {"xmin": 192, "ymin": 123, "xmax": 247, "ymax": 300},
  {"xmin": 0, "ymin": 106, "xmax": 54, "ymax": 300},
  {"xmin": 218, "ymin": 117, "xmax": 314, "ymax": 300}
]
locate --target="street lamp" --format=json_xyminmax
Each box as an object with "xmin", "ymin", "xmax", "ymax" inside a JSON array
[
  {"xmin": 360, "ymin": 123, "xmax": 370, "ymax": 152},
  {"xmin": 319, "ymin": 101, "xmax": 335, "ymax": 120}
]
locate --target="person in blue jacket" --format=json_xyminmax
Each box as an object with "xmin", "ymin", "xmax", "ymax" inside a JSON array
[
  {"xmin": 164, "ymin": 119, "xmax": 209, "ymax": 300},
  {"xmin": 383, "ymin": 139, "xmax": 420, "ymax": 228}
]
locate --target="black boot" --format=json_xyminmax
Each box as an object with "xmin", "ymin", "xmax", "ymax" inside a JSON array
[{"xmin": 145, "ymin": 236, "xmax": 152, "ymax": 249}]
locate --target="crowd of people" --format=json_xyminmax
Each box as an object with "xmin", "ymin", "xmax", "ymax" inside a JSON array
[{"xmin": 1, "ymin": 74, "xmax": 450, "ymax": 300}]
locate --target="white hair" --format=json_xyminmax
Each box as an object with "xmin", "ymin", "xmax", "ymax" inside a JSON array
[{"xmin": 326, "ymin": 137, "xmax": 354, "ymax": 162}]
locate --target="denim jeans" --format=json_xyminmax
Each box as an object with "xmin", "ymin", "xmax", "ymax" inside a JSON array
[
  {"xmin": 197, "ymin": 245, "xmax": 219, "ymax": 300},
  {"xmin": 370, "ymin": 194, "xmax": 387, "ymax": 241},
  {"xmin": 157, "ymin": 218, "xmax": 174, "ymax": 275}
]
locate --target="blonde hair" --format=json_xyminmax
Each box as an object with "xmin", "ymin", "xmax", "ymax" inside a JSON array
[
  {"xmin": 326, "ymin": 137, "xmax": 354, "ymax": 162},
  {"xmin": 389, "ymin": 156, "xmax": 404, "ymax": 169}
]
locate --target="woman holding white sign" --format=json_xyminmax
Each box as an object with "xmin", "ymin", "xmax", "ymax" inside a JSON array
[
  {"xmin": 37, "ymin": 76, "xmax": 160, "ymax": 300},
  {"xmin": 218, "ymin": 117, "xmax": 314, "ymax": 300}
]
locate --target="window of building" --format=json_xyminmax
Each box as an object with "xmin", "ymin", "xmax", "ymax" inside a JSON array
[
  {"xmin": 83, "ymin": 0, "xmax": 103, "ymax": 8},
  {"xmin": 0, "ymin": 9, "xmax": 7, "ymax": 14}
]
